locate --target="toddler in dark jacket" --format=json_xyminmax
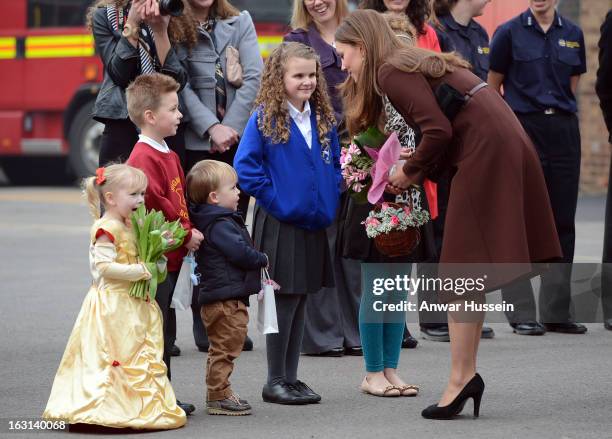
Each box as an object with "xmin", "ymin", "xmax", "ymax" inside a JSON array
[{"xmin": 187, "ymin": 160, "xmax": 268, "ymax": 416}]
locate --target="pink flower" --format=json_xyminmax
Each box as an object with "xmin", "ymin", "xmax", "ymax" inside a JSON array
[
  {"xmin": 381, "ymin": 202, "xmax": 390, "ymax": 210},
  {"xmin": 347, "ymin": 143, "xmax": 361, "ymax": 156},
  {"xmin": 403, "ymin": 206, "xmax": 411, "ymax": 215},
  {"xmin": 353, "ymin": 183, "xmax": 365, "ymax": 193},
  {"xmin": 390, "ymin": 216, "xmax": 400, "ymax": 226},
  {"xmin": 366, "ymin": 217, "xmax": 381, "ymax": 227}
]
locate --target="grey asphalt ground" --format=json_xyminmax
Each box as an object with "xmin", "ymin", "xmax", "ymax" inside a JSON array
[{"xmin": 0, "ymin": 188, "xmax": 610, "ymax": 439}]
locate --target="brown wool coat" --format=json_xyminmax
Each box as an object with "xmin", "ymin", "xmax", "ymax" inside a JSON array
[{"xmin": 378, "ymin": 63, "xmax": 562, "ymax": 290}]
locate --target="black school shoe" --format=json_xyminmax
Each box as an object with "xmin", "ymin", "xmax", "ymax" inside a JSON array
[
  {"xmin": 605, "ymin": 319, "xmax": 612, "ymax": 331},
  {"xmin": 243, "ymin": 335, "xmax": 254, "ymax": 351},
  {"xmin": 511, "ymin": 321, "xmax": 546, "ymax": 336},
  {"xmin": 542, "ymin": 321, "xmax": 587, "ymax": 334},
  {"xmin": 402, "ymin": 334, "xmax": 419, "ymax": 349},
  {"xmin": 262, "ymin": 381, "xmax": 311, "ymax": 405},
  {"xmin": 480, "ymin": 325, "xmax": 495, "ymax": 339},
  {"xmin": 177, "ymin": 400, "xmax": 195, "ymax": 415},
  {"xmin": 292, "ymin": 380, "xmax": 321, "ymax": 403},
  {"xmin": 344, "ymin": 346, "xmax": 363, "ymax": 356},
  {"xmin": 420, "ymin": 325, "xmax": 450, "ymax": 342},
  {"xmin": 305, "ymin": 347, "xmax": 344, "ymax": 357},
  {"xmin": 170, "ymin": 344, "xmax": 181, "ymax": 357}
]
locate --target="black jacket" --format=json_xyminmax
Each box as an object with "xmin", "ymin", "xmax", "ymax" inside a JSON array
[
  {"xmin": 91, "ymin": 6, "xmax": 187, "ymax": 122},
  {"xmin": 597, "ymin": 10, "xmax": 612, "ymax": 143},
  {"xmin": 190, "ymin": 203, "xmax": 267, "ymax": 305}
]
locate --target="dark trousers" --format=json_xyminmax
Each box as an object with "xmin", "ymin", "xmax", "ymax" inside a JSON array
[
  {"xmin": 98, "ymin": 118, "xmax": 186, "ymax": 167},
  {"xmin": 419, "ymin": 173, "xmax": 451, "ymax": 329},
  {"xmin": 155, "ymin": 271, "xmax": 179, "ymax": 380},
  {"xmin": 517, "ymin": 112, "xmax": 581, "ymax": 323},
  {"xmin": 602, "ymin": 155, "xmax": 612, "ymax": 321},
  {"xmin": 185, "ymin": 147, "xmax": 250, "ymax": 349},
  {"xmin": 266, "ymin": 294, "xmax": 307, "ymax": 384},
  {"xmin": 302, "ymin": 210, "xmax": 362, "ymax": 354}
]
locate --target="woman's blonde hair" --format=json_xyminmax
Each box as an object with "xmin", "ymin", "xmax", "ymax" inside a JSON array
[
  {"xmin": 290, "ymin": 0, "xmax": 349, "ymax": 30},
  {"xmin": 254, "ymin": 42, "xmax": 336, "ymax": 147},
  {"xmin": 86, "ymin": 0, "xmax": 198, "ymax": 49},
  {"xmin": 83, "ymin": 163, "xmax": 148, "ymax": 219},
  {"xmin": 335, "ymin": 10, "xmax": 470, "ymax": 135}
]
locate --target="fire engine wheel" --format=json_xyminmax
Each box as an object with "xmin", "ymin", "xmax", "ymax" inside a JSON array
[{"xmin": 68, "ymin": 101, "xmax": 104, "ymax": 178}]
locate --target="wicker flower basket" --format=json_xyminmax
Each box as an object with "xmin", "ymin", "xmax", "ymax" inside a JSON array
[{"xmin": 372, "ymin": 202, "xmax": 421, "ymax": 258}]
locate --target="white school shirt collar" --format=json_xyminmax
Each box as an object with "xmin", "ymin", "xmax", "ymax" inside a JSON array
[
  {"xmin": 138, "ymin": 134, "xmax": 170, "ymax": 153},
  {"xmin": 287, "ymin": 100, "xmax": 312, "ymax": 149}
]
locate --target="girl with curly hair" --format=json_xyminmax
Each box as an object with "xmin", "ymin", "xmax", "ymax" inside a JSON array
[
  {"xmin": 359, "ymin": 0, "xmax": 441, "ymax": 50},
  {"xmin": 234, "ymin": 42, "xmax": 342, "ymax": 405},
  {"xmin": 87, "ymin": 0, "xmax": 197, "ymax": 167}
]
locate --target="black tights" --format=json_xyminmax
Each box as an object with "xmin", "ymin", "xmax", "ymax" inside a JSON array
[{"xmin": 266, "ymin": 294, "xmax": 307, "ymax": 385}]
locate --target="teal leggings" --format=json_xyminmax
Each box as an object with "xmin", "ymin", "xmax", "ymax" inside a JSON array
[{"xmin": 359, "ymin": 294, "xmax": 404, "ymax": 372}]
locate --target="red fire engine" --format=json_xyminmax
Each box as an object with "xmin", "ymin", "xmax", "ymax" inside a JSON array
[
  {"xmin": 0, "ymin": 0, "xmax": 290, "ymax": 183},
  {"xmin": 0, "ymin": 0, "xmax": 523, "ymax": 184}
]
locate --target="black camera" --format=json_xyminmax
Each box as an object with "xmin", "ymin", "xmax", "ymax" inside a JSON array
[{"xmin": 159, "ymin": 0, "xmax": 184, "ymax": 16}]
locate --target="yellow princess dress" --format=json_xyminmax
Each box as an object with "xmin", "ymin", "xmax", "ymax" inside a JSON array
[{"xmin": 43, "ymin": 217, "xmax": 186, "ymax": 429}]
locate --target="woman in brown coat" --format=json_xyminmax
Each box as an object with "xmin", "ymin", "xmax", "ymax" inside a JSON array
[{"xmin": 335, "ymin": 10, "xmax": 561, "ymax": 419}]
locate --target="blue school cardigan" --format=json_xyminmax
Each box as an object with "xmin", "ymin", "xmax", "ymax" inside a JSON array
[{"xmin": 234, "ymin": 108, "xmax": 342, "ymax": 231}]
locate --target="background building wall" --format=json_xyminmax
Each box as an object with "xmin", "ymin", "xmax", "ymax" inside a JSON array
[{"xmin": 575, "ymin": 0, "xmax": 611, "ymax": 194}]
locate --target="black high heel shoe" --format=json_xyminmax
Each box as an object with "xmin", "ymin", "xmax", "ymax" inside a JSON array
[{"xmin": 421, "ymin": 373, "xmax": 485, "ymax": 420}]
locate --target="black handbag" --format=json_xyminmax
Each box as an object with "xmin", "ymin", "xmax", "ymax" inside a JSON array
[
  {"xmin": 434, "ymin": 82, "xmax": 488, "ymax": 122},
  {"xmin": 434, "ymin": 82, "xmax": 467, "ymax": 122}
]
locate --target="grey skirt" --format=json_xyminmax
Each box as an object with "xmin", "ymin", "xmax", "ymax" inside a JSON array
[{"xmin": 252, "ymin": 204, "xmax": 334, "ymax": 295}]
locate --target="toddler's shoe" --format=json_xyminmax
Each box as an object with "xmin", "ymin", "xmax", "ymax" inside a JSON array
[{"xmin": 207, "ymin": 394, "xmax": 251, "ymax": 416}]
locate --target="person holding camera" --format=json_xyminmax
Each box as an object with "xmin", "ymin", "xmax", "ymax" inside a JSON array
[
  {"xmin": 88, "ymin": 0, "xmax": 197, "ymax": 166},
  {"xmin": 180, "ymin": 0, "xmax": 263, "ymax": 353}
]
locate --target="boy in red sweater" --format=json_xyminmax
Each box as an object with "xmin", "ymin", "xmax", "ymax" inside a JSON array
[{"xmin": 126, "ymin": 73, "xmax": 204, "ymax": 415}]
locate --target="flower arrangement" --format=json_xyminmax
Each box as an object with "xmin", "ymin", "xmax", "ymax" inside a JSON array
[
  {"xmin": 363, "ymin": 202, "xmax": 430, "ymax": 257},
  {"xmin": 340, "ymin": 126, "xmax": 387, "ymax": 204},
  {"xmin": 363, "ymin": 202, "xmax": 430, "ymax": 239},
  {"xmin": 130, "ymin": 205, "xmax": 188, "ymax": 300}
]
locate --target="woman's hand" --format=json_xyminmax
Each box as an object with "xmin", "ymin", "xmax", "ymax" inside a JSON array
[
  {"xmin": 209, "ymin": 124, "xmax": 239, "ymax": 153},
  {"xmin": 386, "ymin": 165, "xmax": 413, "ymax": 195},
  {"xmin": 126, "ymin": 0, "xmax": 147, "ymax": 27},
  {"xmin": 399, "ymin": 147, "xmax": 414, "ymax": 160},
  {"xmin": 143, "ymin": 0, "xmax": 170, "ymax": 34}
]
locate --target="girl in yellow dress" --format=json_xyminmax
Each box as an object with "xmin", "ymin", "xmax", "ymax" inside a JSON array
[{"xmin": 43, "ymin": 164, "xmax": 186, "ymax": 430}]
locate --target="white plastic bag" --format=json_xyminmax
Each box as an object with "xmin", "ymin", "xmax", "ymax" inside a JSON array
[
  {"xmin": 257, "ymin": 268, "xmax": 279, "ymax": 334},
  {"xmin": 171, "ymin": 251, "xmax": 198, "ymax": 311}
]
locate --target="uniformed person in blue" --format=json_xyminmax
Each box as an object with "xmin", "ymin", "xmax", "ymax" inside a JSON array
[
  {"xmin": 433, "ymin": 0, "xmax": 491, "ymax": 81},
  {"xmin": 418, "ymin": 0, "xmax": 497, "ymax": 343},
  {"xmin": 597, "ymin": 8, "xmax": 612, "ymax": 332},
  {"xmin": 489, "ymin": 0, "xmax": 587, "ymax": 335}
]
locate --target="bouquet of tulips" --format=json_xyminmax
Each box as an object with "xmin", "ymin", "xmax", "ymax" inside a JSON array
[
  {"xmin": 340, "ymin": 126, "xmax": 387, "ymax": 204},
  {"xmin": 129, "ymin": 205, "xmax": 188, "ymax": 300}
]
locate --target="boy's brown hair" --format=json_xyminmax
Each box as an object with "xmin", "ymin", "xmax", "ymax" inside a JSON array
[
  {"xmin": 126, "ymin": 73, "xmax": 180, "ymax": 127},
  {"xmin": 187, "ymin": 160, "xmax": 237, "ymax": 205}
]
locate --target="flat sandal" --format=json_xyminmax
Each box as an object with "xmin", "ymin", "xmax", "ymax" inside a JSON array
[
  {"xmin": 360, "ymin": 377, "xmax": 401, "ymax": 397},
  {"xmin": 398, "ymin": 384, "xmax": 419, "ymax": 397}
]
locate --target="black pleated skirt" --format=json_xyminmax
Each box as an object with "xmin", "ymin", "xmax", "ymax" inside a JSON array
[{"xmin": 252, "ymin": 204, "xmax": 334, "ymax": 295}]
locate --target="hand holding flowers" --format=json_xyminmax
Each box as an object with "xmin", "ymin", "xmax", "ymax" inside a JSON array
[{"xmin": 130, "ymin": 205, "xmax": 188, "ymax": 301}]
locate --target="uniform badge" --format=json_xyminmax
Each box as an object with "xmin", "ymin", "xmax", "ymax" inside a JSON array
[
  {"xmin": 559, "ymin": 39, "xmax": 566, "ymax": 47},
  {"xmin": 321, "ymin": 143, "xmax": 332, "ymax": 164}
]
